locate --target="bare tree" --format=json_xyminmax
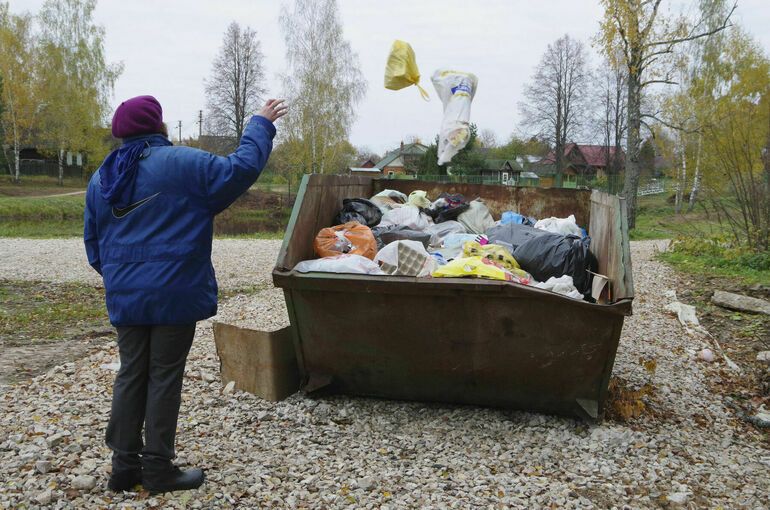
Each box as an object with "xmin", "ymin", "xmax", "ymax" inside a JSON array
[
  {"xmin": 478, "ymin": 128, "xmax": 498, "ymax": 149},
  {"xmin": 598, "ymin": 0, "xmax": 735, "ymax": 228},
  {"xmin": 595, "ymin": 58, "xmax": 628, "ymax": 192},
  {"xmin": 205, "ymin": 22, "xmax": 266, "ymax": 139},
  {"xmin": 355, "ymin": 146, "xmax": 380, "ymax": 165},
  {"xmin": 520, "ymin": 34, "xmax": 589, "ymax": 187},
  {"xmin": 279, "ymin": 0, "xmax": 365, "ymax": 174}
]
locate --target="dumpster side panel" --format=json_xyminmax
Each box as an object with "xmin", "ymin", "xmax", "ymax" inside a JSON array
[
  {"xmin": 277, "ymin": 174, "xmax": 374, "ymax": 270},
  {"xmin": 372, "ymin": 180, "xmax": 592, "ymax": 227},
  {"xmin": 589, "ymin": 190, "xmax": 634, "ymax": 301},
  {"xmin": 287, "ymin": 283, "xmax": 624, "ymax": 419}
]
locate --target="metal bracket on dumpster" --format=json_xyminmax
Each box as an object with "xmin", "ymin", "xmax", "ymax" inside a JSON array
[
  {"xmin": 302, "ymin": 372, "xmax": 334, "ymax": 394},
  {"xmin": 576, "ymin": 398, "xmax": 599, "ymax": 420}
]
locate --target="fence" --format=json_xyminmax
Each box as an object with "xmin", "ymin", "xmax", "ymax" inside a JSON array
[
  {"xmin": 4, "ymin": 160, "xmax": 90, "ymax": 184},
  {"xmin": 409, "ymin": 173, "xmax": 669, "ymax": 196}
]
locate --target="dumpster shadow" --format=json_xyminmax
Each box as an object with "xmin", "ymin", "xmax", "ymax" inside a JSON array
[{"xmin": 301, "ymin": 392, "xmax": 586, "ymax": 429}]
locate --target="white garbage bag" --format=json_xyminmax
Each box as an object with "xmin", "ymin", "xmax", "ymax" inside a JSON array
[
  {"xmin": 457, "ymin": 199, "xmax": 494, "ymax": 234},
  {"xmin": 534, "ymin": 215, "xmax": 583, "ymax": 237},
  {"xmin": 534, "ymin": 275, "xmax": 584, "ymax": 300},
  {"xmin": 431, "ymin": 69, "xmax": 479, "ymax": 165},
  {"xmin": 294, "ymin": 254, "xmax": 385, "ymax": 275},
  {"xmin": 378, "ymin": 205, "xmax": 434, "ymax": 231},
  {"xmin": 424, "ymin": 220, "xmax": 467, "ymax": 248}
]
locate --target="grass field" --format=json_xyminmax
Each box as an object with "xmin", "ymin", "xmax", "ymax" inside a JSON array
[
  {"xmin": 632, "ymin": 194, "xmax": 770, "ymax": 285},
  {"xmin": 630, "ymin": 193, "xmax": 725, "ymax": 241},
  {"xmin": 1, "ymin": 175, "xmax": 88, "ymax": 195},
  {"xmin": 0, "ymin": 193, "xmax": 86, "ymax": 237},
  {"xmin": 0, "ymin": 280, "xmax": 109, "ymax": 345},
  {"xmin": 0, "ymin": 185, "xmax": 292, "ymax": 238}
]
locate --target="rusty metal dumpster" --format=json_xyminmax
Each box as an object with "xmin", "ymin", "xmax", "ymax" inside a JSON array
[{"xmin": 270, "ymin": 174, "xmax": 634, "ymax": 420}]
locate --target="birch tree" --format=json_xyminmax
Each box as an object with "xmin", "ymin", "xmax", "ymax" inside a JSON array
[
  {"xmin": 37, "ymin": 0, "xmax": 120, "ymax": 184},
  {"xmin": 0, "ymin": 5, "xmax": 36, "ymax": 182},
  {"xmin": 204, "ymin": 22, "xmax": 266, "ymax": 139},
  {"xmin": 687, "ymin": 0, "xmax": 731, "ymax": 211},
  {"xmin": 520, "ymin": 34, "xmax": 589, "ymax": 187},
  {"xmin": 598, "ymin": 0, "xmax": 735, "ymax": 228},
  {"xmin": 279, "ymin": 0, "xmax": 366, "ymax": 174}
]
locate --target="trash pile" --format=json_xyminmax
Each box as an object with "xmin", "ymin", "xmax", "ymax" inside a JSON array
[{"xmin": 294, "ymin": 190, "xmax": 604, "ymax": 302}]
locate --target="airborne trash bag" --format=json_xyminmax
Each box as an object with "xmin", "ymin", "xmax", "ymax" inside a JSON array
[
  {"xmin": 384, "ymin": 40, "xmax": 429, "ymax": 100},
  {"xmin": 431, "ymin": 69, "xmax": 478, "ymax": 165}
]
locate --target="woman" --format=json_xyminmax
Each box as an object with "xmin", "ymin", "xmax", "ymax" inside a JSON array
[{"xmin": 84, "ymin": 95, "xmax": 287, "ymax": 493}]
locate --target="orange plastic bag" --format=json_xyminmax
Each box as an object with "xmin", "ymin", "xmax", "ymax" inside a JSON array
[{"xmin": 314, "ymin": 222, "xmax": 377, "ymax": 260}]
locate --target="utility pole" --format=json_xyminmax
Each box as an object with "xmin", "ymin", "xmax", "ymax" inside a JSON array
[
  {"xmin": 198, "ymin": 110, "xmax": 203, "ymax": 147},
  {"xmin": 177, "ymin": 121, "xmax": 182, "ymax": 144}
]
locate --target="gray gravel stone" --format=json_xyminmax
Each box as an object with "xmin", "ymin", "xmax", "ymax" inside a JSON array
[
  {"xmin": 71, "ymin": 475, "xmax": 96, "ymax": 490},
  {"xmin": 34, "ymin": 489, "xmax": 52, "ymax": 505},
  {"xmin": 34, "ymin": 460, "xmax": 51, "ymax": 474}
]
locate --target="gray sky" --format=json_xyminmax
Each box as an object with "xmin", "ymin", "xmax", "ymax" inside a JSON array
[{"xmin": 11, "ymin": 0, "xmax": 770, "ymax": 154}]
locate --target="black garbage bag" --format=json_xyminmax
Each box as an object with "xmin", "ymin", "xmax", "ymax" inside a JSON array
[
  {"xmin": 426, "ymin": 193, "xmax": 470, "ymax": 223},
  {"xmin": 513, "ymin": 233, "xmax": 598, "ymax": 295},
  {"xmin": 486, "ymin": 223, "xmax": 551, "ymax": 251},
  {"xmin": 335, "ymin": 198, "xmax": 382, "ymax": 227}
]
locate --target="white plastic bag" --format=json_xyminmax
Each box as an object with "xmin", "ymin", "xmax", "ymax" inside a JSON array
[
  {"xmin": 379, "ymin": 205, "xmax": 433, "ymax": 230},
  {"xmin": 457, "ymin": 199, "xmax": 494, "ymax": 234},
  {"xmin": 294, "ymin": 254, "xmax": 384, "ymax": 275},
  {"xmin": 534, "ymin": 215, "xmax": 582, "ymax": 237},
  {"xmin": 407, "ymin": 190, "xmax": 431, "ymax": 208},
  {"xmin": 374, "ymin": 240, "xmax": 437, "ymax": 277},
  {"xmin": 424, "ymin": 220, "xmax": 467, "ymax": 247},
  {"xmin": 534, "ymin": 275, "xmax": 584, "ymax": 299},
  {"xmin": 431, "ymin": 69, "xmax": 479, "ymax": 165},
  {"xmin": 373, "ymin": 189, "xmax": 408, "ymax": 203}
]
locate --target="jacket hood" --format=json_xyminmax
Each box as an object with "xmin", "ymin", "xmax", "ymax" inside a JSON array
[{"xmin": 99, "ymin": 134, "xmax": 171, "ymax": 207}]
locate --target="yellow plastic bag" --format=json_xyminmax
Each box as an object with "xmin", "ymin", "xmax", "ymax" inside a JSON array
[
  {"xmin": 432, "ymin": 256, "xmax": 532, "ymax": 283},
  {"xmin": 432, "ymin": 256, "xmax": 519, "ymax": 282},
  {"xmin": 384, "ymin": 40, "xmax": 429, "ymax": 100},
  {"xmin": 462, "ymin": 241, "xmax": 520, "ymax": 271}
]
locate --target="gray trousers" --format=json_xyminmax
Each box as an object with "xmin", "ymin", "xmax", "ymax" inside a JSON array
[{"xmin": 106, "ymin": 324, "xmax": 196, "ymax": 473}]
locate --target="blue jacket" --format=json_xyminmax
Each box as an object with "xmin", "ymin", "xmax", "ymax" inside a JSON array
[{"xmin": 84, "ymin": 115, "xmax": 275, "ymax": 326}]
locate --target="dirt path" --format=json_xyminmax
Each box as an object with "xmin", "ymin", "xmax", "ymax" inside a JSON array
[{"xmin": 12, "ymin": 190, "xmax": 86, "ymax": 198}]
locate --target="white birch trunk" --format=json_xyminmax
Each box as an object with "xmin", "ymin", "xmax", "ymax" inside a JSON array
[
  {"xmin": 688, "ymin": 132, "xmax": 703, "ymax": 212},
  {"xmin": 675, "ymin": 134, "xmax": 687, "ymax": 214},
  {"xmin": 58, "ymin": 148, "xmax": 64, "ymax": 186}
]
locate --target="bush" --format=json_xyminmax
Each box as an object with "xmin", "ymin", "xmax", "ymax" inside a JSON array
[{"xmin": 665, "ymin": 234, "xmax": 770, "ymax": 283}]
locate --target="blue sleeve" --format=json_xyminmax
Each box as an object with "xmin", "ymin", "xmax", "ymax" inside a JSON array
[
  {"xmin": 204, "ymin": 115, "xmax": 276, "ymax": 214},
  {"xmin": 83, "ymin": 179, "xmax": 102, "ymax": 275}
]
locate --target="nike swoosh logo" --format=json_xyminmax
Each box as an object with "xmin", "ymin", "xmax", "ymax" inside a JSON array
[{"xmin": 112, "ymin": 192, "xmax": 161, "ymax": 218}]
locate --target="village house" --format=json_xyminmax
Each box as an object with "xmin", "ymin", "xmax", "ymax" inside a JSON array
[
  {"xmin": 478, "ymin": 159, "xmax": 523, "ymax": 184},
  {"xmin": 374, "ymin": 141, "xmax": 429, "ymax": 176},
  {"xmin": 533, "ymin": 143, "xmax": 625, "ymax": 187}
]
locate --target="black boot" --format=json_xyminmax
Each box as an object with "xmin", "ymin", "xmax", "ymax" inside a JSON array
[
  {"xmin": 108, "ymin": 469, "xmax": 142, "ymax": 491},
  {"xmin": 142, "ymin": 466, "xmax": 205, "ymax": 494}
]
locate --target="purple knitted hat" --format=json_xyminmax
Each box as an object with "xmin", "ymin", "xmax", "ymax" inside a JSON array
[{"xmin": 111, "ymin": 95, "xmax": 164, "ymax": 138}]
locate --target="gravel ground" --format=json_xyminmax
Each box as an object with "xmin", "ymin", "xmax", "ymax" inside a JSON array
[
  {"xmin": 1, "ymin": 239, "xmax": 769, "ymax": 509},
  {"xmin": 0, "ymin": 238, "xmax": 283, "ymax": 292}
]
